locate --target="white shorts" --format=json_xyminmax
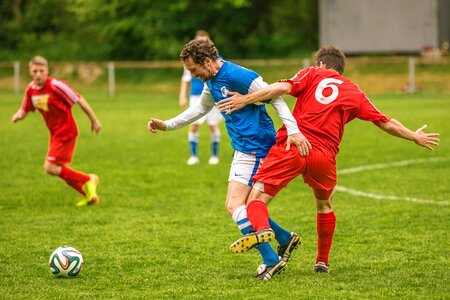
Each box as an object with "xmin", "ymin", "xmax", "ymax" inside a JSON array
[
  {"xmin": 228, "ymin": 150, "xmax": 263, "ymax": 186},
  {"xmin": 190, "ymin": 95, "xmax": 223, "ymax": 126}
]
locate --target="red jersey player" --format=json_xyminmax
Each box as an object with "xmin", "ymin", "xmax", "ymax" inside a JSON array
[
  {"xmin": 219, "ymin": 45, "xmax": 440, "ymax": 274},
  {"xmin": 11, "ymin": 56, "xmax": 102, "ymax": 206}
]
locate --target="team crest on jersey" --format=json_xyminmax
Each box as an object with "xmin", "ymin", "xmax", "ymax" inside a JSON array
[
  {"xmin": 220, "ymin": 86, "xmax": 229, "ymax": 97},
  {"xmin": 31, "ymin": 94, "xmax": 50, "ymax": 111}
]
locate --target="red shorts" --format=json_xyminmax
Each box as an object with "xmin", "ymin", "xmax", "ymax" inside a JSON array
[
  {"xmin": 253, "ymin": 142, "xmax": 336, "ymax": 200},
  {"xmin": 46, "ymin": 136, "xmax": 77, "ymax": 165}
]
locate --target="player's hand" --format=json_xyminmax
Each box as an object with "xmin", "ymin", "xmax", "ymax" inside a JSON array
[
  {"xmin": 286, "ymin": 132, "xmax": 312, "ymax": 156},
  {"xmin": 218, "ymin": 91, "xmax": 248, "ymax": 114},
  {"xmin": 148, "ymin": 118, "xmax": 166, "ymax": 133},
  {"xmin": 414, "ymin": 124, "xmax": 440, "ymax": 150},
  {"xmin": 11, "ymin": 110, "xmax": 25, "ymax": 123},
  {"xmin": 179, "ymin": 96, "xmax": 188, "ymax": 109},
  {"xmin": 91, "ymin": 119, "xmax": 102, "ymax": 134}
]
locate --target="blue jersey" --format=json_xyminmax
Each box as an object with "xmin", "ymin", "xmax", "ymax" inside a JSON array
[
  {"xmin": 190, "ymin": 77, "xmax": 204, "ymax": 96},
  {"xmin": 206, "ymin": 61, "xmax": 276, "ymax": 157}
]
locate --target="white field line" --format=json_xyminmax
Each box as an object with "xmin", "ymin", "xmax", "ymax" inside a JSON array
[
  {"xmin": 334, "ymin": 186, "xmax": 449, "ymax": 206},
  {"xmin": 336, "ymin": 157, "xmax": 450, "ymax": 205},
  {"xmin": 338, "ymin": 157, "xmax": 450, "ymax": 175}
]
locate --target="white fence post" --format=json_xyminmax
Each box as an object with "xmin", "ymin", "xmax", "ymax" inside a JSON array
[
  {"xmin": 108, "ymin": 62, "xmax": 115, "ymax": 96},
  {"xmin": 407, "ymin": 56, "xmax": 416, "ymax": 94},
  {"xmin": 14, "ymin": 61, "xmax": 20, "ymax": 94}
]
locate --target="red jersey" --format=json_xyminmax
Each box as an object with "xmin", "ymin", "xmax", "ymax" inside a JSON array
[
  {"xmin": 21, "ymin": 77, "xmax": 80, "ymax": 141},
  {"xmin": 278, "ymin": 67, "xmax": 390, "ymax": 155}
]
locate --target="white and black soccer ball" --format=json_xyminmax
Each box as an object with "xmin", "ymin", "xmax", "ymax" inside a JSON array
[{"xmin": 49, "ymin": 246, "xmax": 83, "ymax": 277}]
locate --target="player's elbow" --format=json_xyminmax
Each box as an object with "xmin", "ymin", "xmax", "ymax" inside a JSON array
[
  {"xmin": 380, "ymin": 119, "xmax": 394, "ymax": 131},
  {"xmin": 380, "ymin": 119, "xmax": 403, "ymax": 136}
]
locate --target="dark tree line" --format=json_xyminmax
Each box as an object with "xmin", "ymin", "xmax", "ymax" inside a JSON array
[{"xmin": 0, "ymin": 0, "xmax": 318, "ymax": 61}]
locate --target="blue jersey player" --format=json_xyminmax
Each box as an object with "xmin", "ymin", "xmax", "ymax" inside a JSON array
[
  {"xmin": 179, "ymin": 30, "xmax": 223, "ymax": 165},
  {"xmin": 148, "ymin": 38, "xmax": 310, "ymax": 280}
]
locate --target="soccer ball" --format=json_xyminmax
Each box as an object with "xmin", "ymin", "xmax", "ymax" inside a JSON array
[{"xmin": 49, "ymin": 246, "xmax": 83, "ymax": 277}]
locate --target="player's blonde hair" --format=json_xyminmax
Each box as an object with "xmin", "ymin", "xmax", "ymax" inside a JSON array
[{"xmin": 29, "ymin": 56, "xmax": 48, "ymax": 68}]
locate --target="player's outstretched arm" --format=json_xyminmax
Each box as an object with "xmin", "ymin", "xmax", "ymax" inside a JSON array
[
  {"xmin": 380, "ymin": 119, "xmax": 440, "ymax": 150},
  {"xmin": 11, "ymin": 109, "xmax": 28, "ymax": 123},
  {"xmin": 148, "ymin": 118, "xmax": 167, "ymax": 133},
  {"xmin": 218, "ymin": 82, "xmax": 292, "ymax": 114}
]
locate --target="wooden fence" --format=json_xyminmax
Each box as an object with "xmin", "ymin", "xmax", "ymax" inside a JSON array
[{"xmin": 1, "ymin": 56, "xmax": 449, "ymax": 95}]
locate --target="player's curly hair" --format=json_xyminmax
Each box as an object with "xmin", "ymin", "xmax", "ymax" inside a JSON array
[
  {"xmin": 315, "ymin": 45, "xmax": 346, "ymax": 74},
  {"xmin": 180, "ymin": 39, "xmax": 218, "ymax": 65}
]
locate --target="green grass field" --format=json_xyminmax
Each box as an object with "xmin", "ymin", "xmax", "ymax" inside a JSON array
[{"xmin": 0, "ymin": 65, "xmax": 449, "ymax": 299}]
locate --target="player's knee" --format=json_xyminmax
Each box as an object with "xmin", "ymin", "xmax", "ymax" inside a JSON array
[
  {"xmin": 315, "ymin": 198, "xmax": 333, "ymax": 213},
  {"xmin": 248, "ymin": 182, "xmax": 272, "ymax": 202},
  {"xmin": 43, "ymin": 162, "xmax": 58, "ymax": 175},
  {"xmin": 225, "ymin": 202, "xmax": 238, "ymax": 216},
  {"xmin": 211, "ymin": 128, "xmax": 220, "ymax": 142},
  {"xmin": 189, "ymin": 124, "xmax": 199, "ymax": 132},
  {"xmin": 188, "ymin": 131, "xmax": 199, "ymax": 142}
]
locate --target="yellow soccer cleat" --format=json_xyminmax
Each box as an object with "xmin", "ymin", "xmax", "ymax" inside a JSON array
[
  {"xmin": 230, "ymin": 228, "xmax": 275, "ymax": 253},
  {"xmin": 76, "ymin": 174, "xmax": 100, "ymax": 206}
]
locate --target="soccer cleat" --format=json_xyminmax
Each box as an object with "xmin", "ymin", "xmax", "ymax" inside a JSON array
[
  {"xmin": 313, "ymin": 262, "xmax": 329, "ymax": 273},
  {"xmin": 255, "ymin": 259, "xmax": 287, "ymax": 281},
  {"xmin": 88, "ymin": 194, "xmax": 100, "ymax": 205},
  {"xmin": 187, "ymin": 156, "xmax": 200, "ymax": 165},
  {"xmin": 76, "ymin": 195, "xmax": 100, "ymax": 207},
  {"xmin": 230, "ymin": 228, "xmax": 275, "ymax": 253},
  {"xmin": 208, "ymin": 156, "xmax": 219, "ymax": 165},
  {"xmin": 76, "ymin": 174, "xmax": 100, "ymax": 206},
  {"xmin": 277, "ymin": 232, "xmax": 302, "ymax": 262}
]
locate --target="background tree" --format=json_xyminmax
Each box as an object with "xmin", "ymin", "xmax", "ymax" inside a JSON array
[{"xmin": 0, "ymin": 0, "xmax": 318, "ymax": 61}]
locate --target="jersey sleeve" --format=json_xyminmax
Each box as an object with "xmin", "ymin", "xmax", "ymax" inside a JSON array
[
  {"xmin": 279, "ymin": 67, "xmax": 314, "ymax": 97},
  {"xmin": 229, "ymin": 66, "xmax": 260, "ymax": 95},
  {"xmin": 250, "ymin": 76, "xmax": 300, "ymax": 135},
  {"xmin": 248, "ymin": 76, "xmax": 271, "ymax": 103},
  {"xmin": 165, "ymin": 87, "xmax": 215, "ymax": 131},
  {"xmin": 51, "ymin": 79, "xmax": 81, "ymax": 105},
  {"xmin": 21, "ymin": 83, "xmax": 35, "ymax": 112},
  {"xmin": 357, "ymin": 95, "xmax": 391, "ymax": 127}
]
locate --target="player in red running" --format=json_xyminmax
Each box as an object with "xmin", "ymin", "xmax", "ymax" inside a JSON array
[
  {"xmin": 219, "ymin": 45, "xmax": 440, "ymax": 273},
  {"xmin": 11, "ymin": 56, "xmax": 102, "ymax": 206}
]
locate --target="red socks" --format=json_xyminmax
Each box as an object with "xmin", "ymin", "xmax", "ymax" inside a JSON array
[
  {"xmin": 247, "ymin": 200, "xmax": 336, "ymax": 266},
  {"xmin": 59, "ymin": 166, "xmax": 90, "ymax": 196},
  {"xmin": 316, "ymin": 211, "xmax": 336, "ymax": 265},
  {"xmin": 246, "ymin": 200, "xmax": 270, "ymax": 231}
]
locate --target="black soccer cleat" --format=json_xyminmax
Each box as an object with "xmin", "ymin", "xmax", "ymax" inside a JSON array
[
  {"xmin": 277, "ymin": 232, "xmax": 302, "ymax": 262},
  {"xmin": 313, "ymin": 262, "xmax": 329, "ymax": 273},
  {"xmin": 255, "ymin": 259, "xmax": 287, "ymax": 281}
]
